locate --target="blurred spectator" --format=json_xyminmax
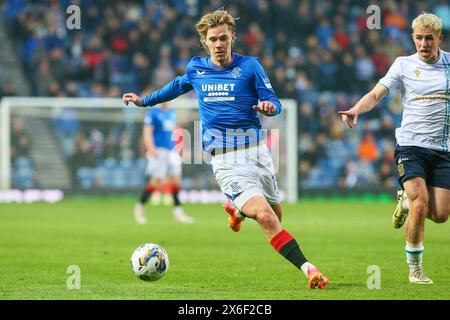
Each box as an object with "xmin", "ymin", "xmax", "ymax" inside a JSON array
[
  {"xmin": 433, "ymin": 1, "xmax": 450, "ymax": 31},
  {"xmin": 11, "ymin": 117, "xmax": 31, "ymax": 161},
  {"xmin": 358, "ymin": 132, "xmax": 378, "ymax": 162},
  {"xmin": 338, "ymin": 160, "xmax": 360, "ymax": 188},
  {"xmin": 68, "ymin": 132, "xmax": 95, "ymax": 185},
  {"xmin": 298, "ymin": 102, "xmax": 318, "ymax": 137},
  {"xmin": 0, "ymin": 82, "xmax": 16, "ymax": 98}
]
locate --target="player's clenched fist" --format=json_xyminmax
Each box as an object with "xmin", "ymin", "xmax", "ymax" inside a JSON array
[
  {"xmin": 253, "ymin": 101, "xmax": 276, "ymax": 116},
  {"xmin": 122, "ymin": 93, "xmax": 143, "ymax": 107}
]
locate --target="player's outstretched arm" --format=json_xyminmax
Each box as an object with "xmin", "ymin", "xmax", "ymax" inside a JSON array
[
  {"xmin": 339, "ymin": 84, "xmax": 388, "ymax": 129},
  {"xmin": 253, "ymin": 101, "xmax": 277, "ymax": 116},
  {"xmin": 122, "ymin": 93, "xmax": 143, "ymax": 107}
]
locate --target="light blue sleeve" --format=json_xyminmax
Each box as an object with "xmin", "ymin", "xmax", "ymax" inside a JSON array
[{"xmin": 252, "ymin": 58, "xmax": 282, "ymax": 116}]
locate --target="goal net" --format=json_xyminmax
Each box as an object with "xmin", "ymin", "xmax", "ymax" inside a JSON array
[{"xmin": 0, "ymin": 97, "xmax": 298, "ymax": 203}]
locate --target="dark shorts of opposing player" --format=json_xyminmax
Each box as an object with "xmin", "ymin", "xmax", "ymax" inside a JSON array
[{"xmin": 394, "ymin": 145, "xmax": 450, "ymax": 189}]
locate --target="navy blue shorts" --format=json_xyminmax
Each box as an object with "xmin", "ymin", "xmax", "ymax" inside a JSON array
[{"xmin": 394, "ymin": 145, "xmax": 450, "ymax": 189}]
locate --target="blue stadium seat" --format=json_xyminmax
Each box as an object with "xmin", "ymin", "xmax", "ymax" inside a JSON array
[
  {"xmin": 14, "ymin": 156, "xmax": 34, "ymax": 169},
  {"xmin": 93, "ymin": 167, "xmax": 108, "ymax": 187},
  {"xmin": 12, "ymin": 166, "xmax": 34, "ymax": 188},
  {"xmin": 110, "ymin": 167, "xmax": 127, "ymax": 188},
  {"xmin": 77, "ymin": 167, "xmax": 94, "ymax": 189},
  {"xmin": 102, "ymin": 157, "xmax": 118, "ymax": 169}
]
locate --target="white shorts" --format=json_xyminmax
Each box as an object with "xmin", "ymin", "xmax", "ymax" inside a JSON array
[
  {"xmin": 210, "ymin": 143, "xmax": 280, "ymax": 211},
  {"xmin": 146, "ymin": 148, "xmax": 182, "ymax": 179}
]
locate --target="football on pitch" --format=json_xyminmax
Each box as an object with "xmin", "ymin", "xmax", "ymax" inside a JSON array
[{"xmin": 130, "ymin": 243, "xmax": 169, "ymax": 281}]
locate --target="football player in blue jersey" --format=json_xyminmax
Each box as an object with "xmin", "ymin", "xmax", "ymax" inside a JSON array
[
  {"xmin": 123, "ymin": 9, "xmax": 328, "ymax": 289},
  {"xmin": 134, "ymin": 102, "xmax": 194, "ymax": 224}
]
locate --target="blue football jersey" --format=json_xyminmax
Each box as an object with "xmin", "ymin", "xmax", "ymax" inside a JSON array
[
  {"xmin": 141, "ymin": 53, "xmax": 282, "ymax": 152},
  {"xmin": 144, "ymin": 106, "xmax": 177, "ymax": 150}
]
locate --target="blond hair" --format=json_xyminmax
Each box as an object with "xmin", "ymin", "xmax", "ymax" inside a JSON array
[
  {"xmin": 195, "ymin": 9, "xmax": 236, "ymax": 52},
  {"xmin": 412, "ymin": 13, "xmax": 442, "ymax": 34}
]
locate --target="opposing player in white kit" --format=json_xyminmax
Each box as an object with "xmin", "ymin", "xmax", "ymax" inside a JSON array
[
  {"xmin": 134, "ymin": 102, "xmax": 194, "ymax": 224},
  {"xmin": 123, "ymin": 9, "xmax": 328, "ymax": 289},
  {"xmin": 340, "ymin": 13, "xmax": 450, "ymax": 284}
]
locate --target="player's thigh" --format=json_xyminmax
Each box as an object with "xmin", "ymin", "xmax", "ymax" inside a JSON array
[
  {"xmin": 211, "ymin": 155, "xmax": 261, "ymax": 210},
  {"xmin": 168, "ymin": 175, "xmax": 181, "ymax": 186},
  {"xmin": 394, "ymin": 145, "xmax": 427, "ymax": 189},
  {"xmin": 426, "ymin": 148, "xmax": 450, "ymax": 220},
  {"xmin": 403, "ymin": 177, "xmax": 428, "ymax": 200},
  {"xmin": 148, "ymin": 151, "xmax": 169, "ymax": 179},
  {"xmin": 428, "ymin": 148, "xmax": 450, "ymax": 189},
  {"xmin": 270, "ymin": 203, "xmax": 282, "ymax": 222},
  {"xmin": 260, "ymin": 174, "xmax": 280, "ymax": 206},
  {"xmin": 256, "ymin": 144, "xmax": 280, "ymax": 205},
  {"xmin": 168, "ymin": 150, "xmax": 182, "ymax": 178},
  {"xmin": 428, "ymin": 187, "xmax": 450, "ymax": 222},
  {"xmin": 241, "ymin": 195, "xmax": 276, "ymax": 220},
  {"xmin": 403, "ymin": 177, "xmax": 429, "ymax": 213}
]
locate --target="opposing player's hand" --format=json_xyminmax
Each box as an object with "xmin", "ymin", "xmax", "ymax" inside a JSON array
[
  {"xmin": 339, "ymin": 108, "xmax": 359, "ymax": 129},
  {"xmin": 253, "ymin": 101, "xmax": 276, "ymax": 116},
  {"xmin": 122, "ymin": 93, "xmax": 143, "ymax": 107}
]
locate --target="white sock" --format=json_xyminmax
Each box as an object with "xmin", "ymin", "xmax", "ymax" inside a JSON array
[
  {"xmin": 300, "ymin": 262, "xmax": 314, "ymax": 277},
  {"xmin": 173, "ymin": 206, "xmax": 183, "ymax": 213},
  {"xmin": 402, "ymin": 199, "xmax": 409, "ymax": 210},
  {"xmin": 230, "ymin": 202, "xmax": 245, "ymax": 220},
  {"xmin": 236, "ymin": 210, "xmax": 246, "ymax": 220},
  {"xmin": 405, "ymin": 241, "xmax": 424, "ymax": 273}
]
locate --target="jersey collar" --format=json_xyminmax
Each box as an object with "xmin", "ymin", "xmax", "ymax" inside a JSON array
[
  {"xmin": 417, "ymin": 48, "xmax": 441, "ymax": 64},
  {"xmin": 208, "ymin": 52, "xmax": 237, "ymax": 70}
]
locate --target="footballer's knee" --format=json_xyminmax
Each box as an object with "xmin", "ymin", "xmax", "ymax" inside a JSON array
[
  {"xmin": 430, "ymin": 213, "xmax": 448, "ymax": 223},
  {"xmin": 255, "ymin": 208, "xmax": 279, "ymax": 229},
  {"xmin": 409, "ymin": 195, "xmax": 428, "ymax": 219}
]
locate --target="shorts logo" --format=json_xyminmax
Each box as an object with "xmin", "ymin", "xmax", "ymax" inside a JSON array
[
  {"xmin": 397, "ymin": 163, "xmax": 405, "ymax": 177},
  {"xmin": 230, "ymin": 181, "xmax": 243, "ymax": 194}
]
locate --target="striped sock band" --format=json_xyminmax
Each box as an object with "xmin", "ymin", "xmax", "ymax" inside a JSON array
[{"xmin": 405, "ymin": 242, "xmax": 424, "ymax": 271}]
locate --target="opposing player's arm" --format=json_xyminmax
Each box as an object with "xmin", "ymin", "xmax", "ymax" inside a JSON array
[{"xmin": 339, "ymin": 84, "xmax": 388, "ymax": 128}]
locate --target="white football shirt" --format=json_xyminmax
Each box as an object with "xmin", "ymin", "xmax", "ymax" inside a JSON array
[{"xmin": 378, "ymin": 49, "xmax": 450, "ymax": 152}]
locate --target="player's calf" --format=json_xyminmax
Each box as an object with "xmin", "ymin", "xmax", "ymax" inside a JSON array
[{"xmin": 270, "ymin": 229, "xmax": 329, "ymax": 289}]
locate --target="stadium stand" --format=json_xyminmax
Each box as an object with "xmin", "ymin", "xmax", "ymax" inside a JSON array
[{"xmin": 1, "ymin": 0, "xmax": 449, "ymax": 193}]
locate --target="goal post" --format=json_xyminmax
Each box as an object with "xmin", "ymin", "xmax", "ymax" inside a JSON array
[{"xmin": 0, "ymin": 97, "xmax": 298, "ymax": 203}]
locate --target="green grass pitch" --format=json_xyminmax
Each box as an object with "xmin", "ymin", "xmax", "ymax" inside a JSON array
[{"xmin": 0, "ymin": 198, "xmax": 449, "ymax": 300}]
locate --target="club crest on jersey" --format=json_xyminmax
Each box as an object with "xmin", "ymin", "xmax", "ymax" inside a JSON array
[
  {"xmin": 414, "ymin": 69, "xmax": 420, "ymax": 78},
  {"xmin": 231, "ymin": 67, "xmax": 241, "ymax": 79}
]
